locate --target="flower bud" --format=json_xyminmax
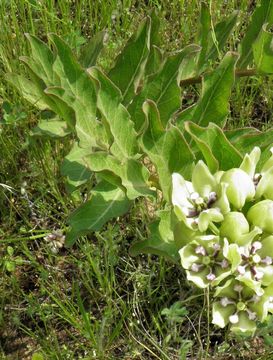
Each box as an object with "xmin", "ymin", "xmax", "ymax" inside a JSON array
[
  {"xmin": 247, "ymin": 200, "xmax": 273, "ymax": 233},
  {"xmin": 239, "ymin": 147, "xmax": 261, "ymax": 178},
  {"xmin": 220, "ymin": 212, "xmax": 261, "ymax": 246},
  {"xmin": 220, "ymin": 212, "xmax": 249, "ymax": 242},
  {"xmin": 255, "ymin": 148, "xmax": 273, "ymax": 200},
  {"xmin": 221, "ymin": 169, "xmax": 255, "ymax": 209}
]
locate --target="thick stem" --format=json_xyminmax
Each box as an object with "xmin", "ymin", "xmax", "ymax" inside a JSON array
[{"xmin": 180, "ymin": 68, "xmax": 257, "ymax": 87}]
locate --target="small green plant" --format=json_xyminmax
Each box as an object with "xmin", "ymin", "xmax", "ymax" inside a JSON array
[
  {"xmin": 6, "ymin": 0, "xmax": 273, "ymax": 337},
  {"xmin": 2, "ymin": 245, "xmax": 24, "ymax": 272}
]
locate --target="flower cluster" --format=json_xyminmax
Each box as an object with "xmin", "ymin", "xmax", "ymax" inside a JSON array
[{"xmin": 172, "ymin": 147, "xmax": 273, "ymax": 335}]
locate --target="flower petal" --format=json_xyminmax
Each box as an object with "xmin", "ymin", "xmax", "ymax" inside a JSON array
[
  {"xmin": 223, "ymin": 240, "xmax": 241, "ymax": 271},
  {"xmin": 259, "ymin": 236, "xmax": 273, "ymax": 259},
  {"xmin": 257, "ymin": 265, "xmax": 273, "ymax": 286},
  {"xmin": 186, "ymin": 268, "xmax": 210, "ymax": 288},
  {"xmin": 198, "ymin": 208, "xmax": 223, "ymax": 232},
  {"xmin": 179, "ymin": 244, "xmax": 199, "ymax": 270},
  {"xmin": 212, "ymin": 302, "xmax": 234, "ymax": 328},
  {"xmin": 236, "ymin": 272, "xmax": 263, "ymax": 296},
  {"xmin": 172, "ymin": 173, "xmax": 193, "ymax": 218},
  {"xmin": 214, "ymin": 278, "xmax": 237, "ymax": 299},
  {"xmin": 230, "ymin": 311, "xmax": 256, "ymax": 335}
]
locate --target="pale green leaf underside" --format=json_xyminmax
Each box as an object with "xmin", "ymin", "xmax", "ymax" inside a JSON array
[
  {"xmin": 66, "ymin": 181, "xmax": 132, "ymax": 246},
  {"xmin": 141, "ymin": 100, "xmax": 194, "ymax": 201},
  {"xmin": 185, "ymin": 121, "xmax": 243, "ymax": 173}
]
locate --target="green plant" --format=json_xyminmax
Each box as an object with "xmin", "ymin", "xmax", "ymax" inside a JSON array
[{"xmin": 6, "ymin": 0, "xmax": 273, "ymax": 336}]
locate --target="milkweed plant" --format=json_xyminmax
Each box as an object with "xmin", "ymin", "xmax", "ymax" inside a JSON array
[
  {"xmin": 7, "ymin": 0, "xmax": 273, "ymax": 339},
  {"xmin": 172, "ymin": 146, "xmax": 273, "ymax": 335}
]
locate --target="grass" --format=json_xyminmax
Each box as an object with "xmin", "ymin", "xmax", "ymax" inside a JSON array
[{"xmin": 1, "ymin": 0, "xmax": 273, "ymax": 359}]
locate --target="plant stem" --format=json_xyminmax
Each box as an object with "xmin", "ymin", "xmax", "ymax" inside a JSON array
[{"xmin": 180, "ymin": 68, "xmax": 257, "ymax": 87}]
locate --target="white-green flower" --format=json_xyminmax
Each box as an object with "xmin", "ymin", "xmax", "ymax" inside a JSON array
[
  {"xmin": 172, "ymin": 161, "xmax": 229, "ymax": 232},
  {"xmin": 212, "ymin": 279, "xmax": 272, "ymax": 334},
  {"xmin": 179, "ymin": 235, "xmax": 240, "ymax": 288},
  {"xmin": 236, "ymin": 236, "xmax": 273, "ymax": 291}
]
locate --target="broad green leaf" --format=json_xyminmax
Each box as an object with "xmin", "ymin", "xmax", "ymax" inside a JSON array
[
  {"xmin": 149, "ymin": 9, "xmax": 161, "ymax": 47},
  {"xmin": 144, "ymin": 10, "xmax": 162, "ymax": 76},
  {"xmin": 253, "ymin": 24, "xmax": 273, "ymax": 74},
  {"xmin": 140, "ymin": 100, "xmax": 194, "ymax": 201},
  {"xmin": 197, "ymin": 6, "xmax": 238, "ymax": 72},
  {"xmin": 178, "ymin": 46, "xmax": 200, "ymax": 82},
  {"xmin": 79, "ymin": 31, "xmax": 106, "ymax": 68},
  {"xmin": 108, "ymin": 17, "xmax": 151, "ymax": 105},
  {"xmin": 176, "ymin": 52, "xmax": 238, "ymax": 128},
  {"xmin": 129, "ymin": 45, "xmax": 199, "ymax": 131},
  {"xmin": 5, "ymin": 73, "xmax": 48, "ymax": 110},
  {"xmin": 61, "ymin": 143, "xmax": 93, "ymax": 192},
  {"xmin": 84, "ymin": 152, "xmax": 155, "ymax": 200},
  {"xmin": 238, "ymin": 0, "xmax": 273, "ymax": 69},
  {"xmin": 129, "ymin": 209, "xmax": 179, "ymax": 262},
  {"xmin": 25, "ymin": 34, "xmax": 55, "ymax": 84},
  {"xmin": 44, "ymin": 87, "xmax": 76, "ymax": 130},
  {"xmin": 197, "ymin": 2, "xmax": 211, "ymax": 71},
  {"xmin": 66, "ymin": 181, "xmax": 132, "ymax": 246},
  {"xmin": 225, "ymin": 127, "xmax": 260, "ymax": 143},
  {"xmin": 225, "ymin": 126, "xmax": 273, "ymax": 170},
  {"xmin": 19, "ymin": 57, "xmax": 65, "ymax": 115},
  {"xmin": 205, "ymin": 11, "xmax": 238, "ymax": 65},
  {"xmin": 49, "ymin": 34, "xmax": 99, "ymax": 148},
  {"xmin": 145, "ymin": 45, "xmax": 164, "ymax": 77},
  {"xmin": 185, "ymin": 122, "xmax": 242, "ymax": 173},
  {"xmin": 89, "ymin": 68, "xmax": 138, "ymax": 159},
  {"xmin": 227, "ymin": 127, "xmax": 273, "ymax": 154},
  {"xmin": 31, "ymin": 119, "xmax": 70, "ymax": 138}
]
